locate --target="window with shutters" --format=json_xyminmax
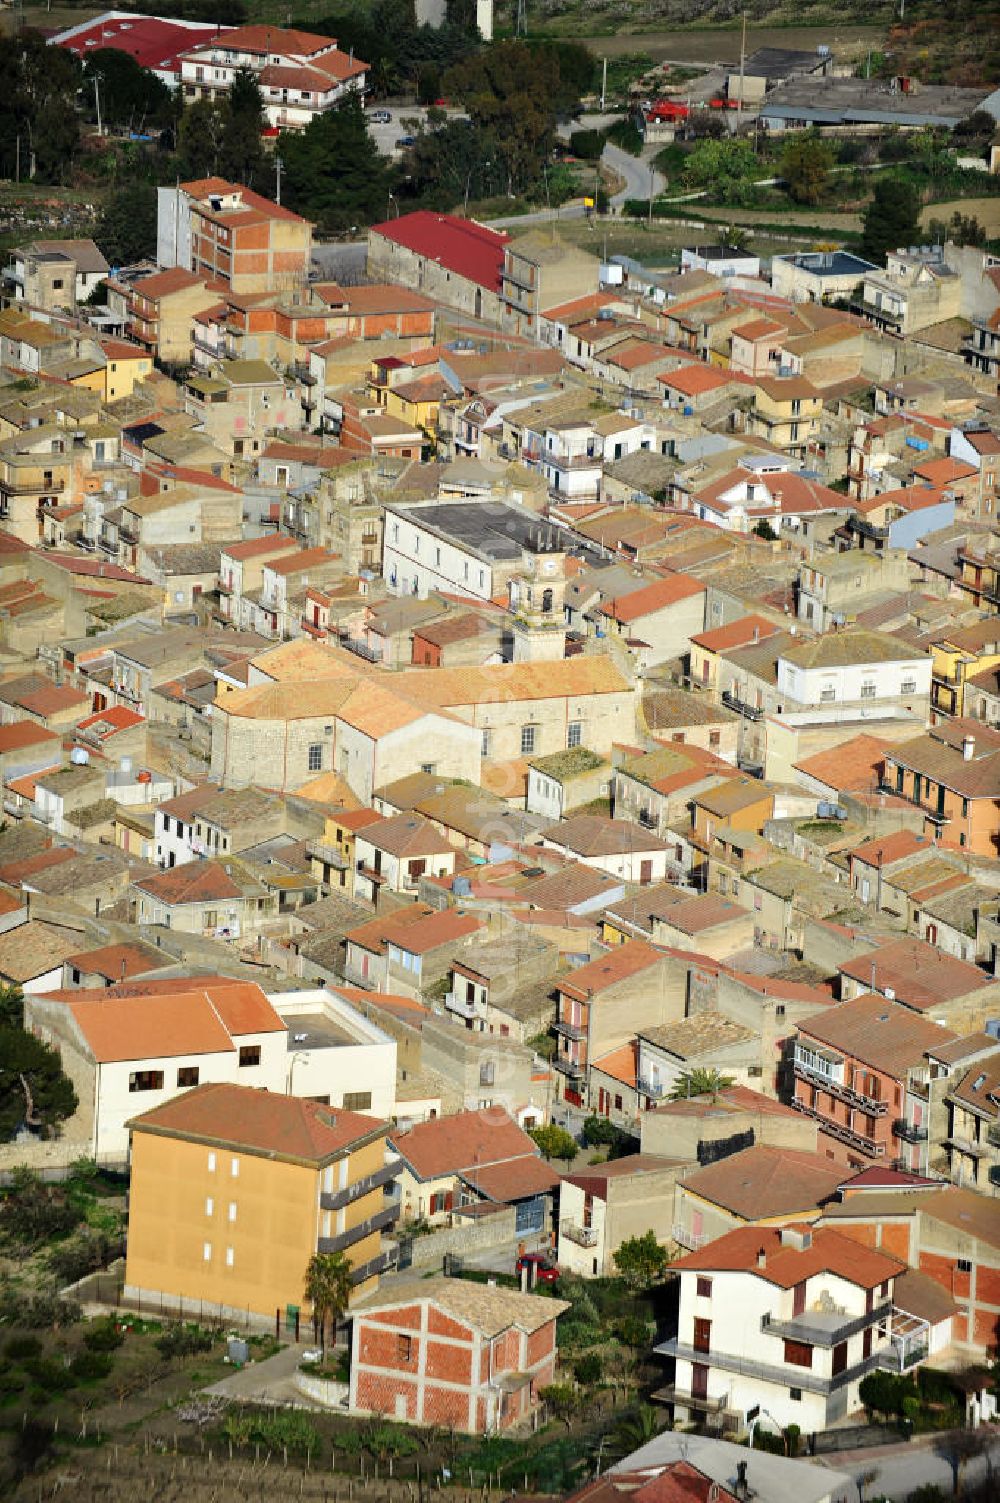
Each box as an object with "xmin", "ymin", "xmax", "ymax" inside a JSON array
[{"xmin": 783, "ymin": 1340, "xmax": 813, "ymax": 1368}]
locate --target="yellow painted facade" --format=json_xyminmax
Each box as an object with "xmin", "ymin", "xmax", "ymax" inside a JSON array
[{"xmin": 126, "ymin": 1124, "xmax": 389, "ymax": 1321}]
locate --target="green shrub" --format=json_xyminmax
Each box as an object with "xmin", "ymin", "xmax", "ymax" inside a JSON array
[
  {"xmin": 574, "ymin": 1351, "xmax": 603, "ymax": 1386},
  {"xmin": 23, "ymin": 1355, "xmax": 75, "ymax": 1392},
  {"xmin": 570, "ymin": 129, "xmax": 604, "ymax": 159},
  {"xmin": 5, "ymin": 1335, "xmax": 42, "ymax": 1361},
  {"xmin": 83, "ymin": 1318, "xmax": 125, "ymax": 1353},
  {"xmin": 155, "ymin": 1323, "xmax": 215, "ymax": 1359},
  {"xmin": 69, "ymin": 1348, "xmax": 114, "ymax": 1382}
]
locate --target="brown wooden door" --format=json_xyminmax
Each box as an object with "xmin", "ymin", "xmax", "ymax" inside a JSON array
[
  {"xmin": 691, "ymin": 1362, "xmax": 709, "ymax": 1399},
  {"xmin": 793, "ymin": 1281, "xmax": 806, "ymax": 1317},
  {"xmin": 639, "ymin": 860, "xmax": 653, "ymax": 885},
  {"xmin": 693, "ymin": 1318, "xmax": 711, "ymax": 1354}
]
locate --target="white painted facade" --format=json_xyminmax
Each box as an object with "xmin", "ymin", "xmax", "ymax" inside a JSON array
[
  {"xmin": 540, "ymin": 834, "xmax": 670, "ymax": 885},
  {"xmin": 274, "ymin": 988, "xmax": 397, "ymax": 1120},
  {"xmin": 665, "ymin": 1234, "xmax": 898, "ymax": 1432},
  {"xmin": 777, "ymin": 653, "xmax": 932, "ymax": 710},
  {"xmin": 383, "ymin": 507, "xmax": 496, "ymax": 602}
]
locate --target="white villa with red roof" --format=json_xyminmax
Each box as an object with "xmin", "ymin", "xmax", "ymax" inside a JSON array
[
  {"xmin": 656, "ymin": 1222, "xmax": 905, "ymax": 1433},
  {"xmin": 177, "ymin": 25, "xmax": 367, "ymax": 129}
]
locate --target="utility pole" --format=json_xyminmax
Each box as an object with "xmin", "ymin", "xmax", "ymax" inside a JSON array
[
  {"xmin": 600, "ymin": 56, "xmax": 607, "ymax": 112},
  {"xmin": 94, "ymin": 74, "xmax": 102, "ymax": 138},
  {"xmin": 736, "ymin": 10, "xmax": 746, "ymax": 134},
  {"xmin": 275, "ymin": 154, "xmax": 283, "ymax": 206}
]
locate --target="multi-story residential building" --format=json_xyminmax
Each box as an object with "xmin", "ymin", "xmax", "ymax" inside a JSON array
[
  {"xmin": 501, "ymin": 232, "xmax": 599, "ymax": 339},
  {"xmin": 176, "ymin": 26, "xmax": 367, "ymax": 129},
  {"xmin": 367, "ymin": 212, "xmax": 509, "ymax": 326},
  {"xmin": 132, "ymin": 859, "xmax": 279, "ymax": 937},
  {"xmin": 109, "ymin": 266, "xmax": 219, "ymax": 364},
  {"xmin": 218, "ymin": 535, "xmax": 300, "ymax": 623},
  {"xmin": 792, "ymin": 995, "xmax": 956, "ymax": 1170},
  {"xmin": 124, "ymin": 1081, "xmax": 397, "ymax": 1325},
  {"xmin": 965, "ymin": 308, "xmax": 1000, "ymax": 386},
  {"xmin": 656, "ymin": 1222, "xmax": 904, "ymax": 1431},
  {"xmin": 844, "ymin": 484, "xmax": 955, "ymax": 556},
  {"xmin": 943, "ymin": 1052, "xmax": 1000, "ymax": 1196},
  {"xmin": 558, "ymin": 1155, "xmax": 686, "ymax": 1278},
  {"xmin": 445, "ymin": 932, "xmax": 557, "ymax": 1041},
  {"xmin": 820, "ymin": 1177, "xmax": 1000, "ymax": 1354},
  {"xmin": 930, "ymin": 620, "xmax": 1000, "ymax": 721},
  {"xmin": 25, "ymin": 978, "xmax": 288, "ymax": 1158},
  {"xmin": 797, "ymin": 549, "xmax": 912, "ymax": 631},
  {"xmin": 389, "ymin": 1108, "xmax": 556, "ymax": 1232},
  {"xmin": 747, "ymin": 377, "xmax": 823, "ymax": 457},
  {"xmin": 882, "ymin": 718, "xmax": 1000, "ymax": 857},
  {"xmin": 383, "ymin": 499, "xmax": 576, "ymax": 604},
  {"xmin": 552, "ymin": 940, "xmax": 686, "ymax": 1107},
  {"xmin": 5, "ymin": 238, "xmax": 108, "ymax": 311},
  {"xmin": 349, "ymin": 1278, "xmax": 567, "ymax": 1432},
  {"xmin": 353, "ymin": 813, "xmax": 457, "ymax": 904},
  {"xmin": 837, "ymin": 936, "xmax": 1000, "ymax": 1033},
  {"xmin": 775, "ymin": 630, "xmax": 932, "ymax": 718},
  {"xmin": 770, "ymin": 249, "xmax": 878, "ymax": 305},
  {"xmin": 855, "ymin": 244, "xmax": 963, "ymax": 337}
]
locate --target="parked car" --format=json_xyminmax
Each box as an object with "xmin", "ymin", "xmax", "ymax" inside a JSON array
[
  {"xmin": 515, "ymin": 1252, "xmax": 560, "ymax": 1284},
  {"xmin": 369, "ymin": 109, "xmax": 391, "ymax": 124},
  {"xmin": 395, "ymin": 135, "xmax": 416, "ymax": 148}
]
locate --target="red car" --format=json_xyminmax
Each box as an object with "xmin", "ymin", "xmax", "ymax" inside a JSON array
[{"xmin": 516, "ymin": 1252, "xmax": 560, "ymax": 1284}]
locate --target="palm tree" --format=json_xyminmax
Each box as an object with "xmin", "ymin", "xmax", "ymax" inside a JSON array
[
  {"xmin": 304, "ymin": 1250, "xmax": 353, "ymax": 1349},
  {"xmin": 668, "ymin": 1068, "xmax": 735, "ymax": 1102}
]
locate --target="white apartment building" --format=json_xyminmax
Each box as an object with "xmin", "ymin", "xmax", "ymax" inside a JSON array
[
  {"xmin": 383, "ymin": 499, "xmax": 573, "ymax": 603},
  {"xmin": 776, "ymin": 633, "xmax": 932, "ymax": 712},
  {"xmin": 656, "ymin": 1223, "xmax": 905, "ymax": 1433},
  {"xmin": 24, "ymin": 980, "xmax": 288, "ymax": 1160},
  {"xmin": 273, "ymin": 987, "xmax": 397, "ymax": 1121}
]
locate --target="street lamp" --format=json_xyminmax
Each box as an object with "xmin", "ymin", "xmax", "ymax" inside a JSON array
[
  {"xmin": 748, "ymin": 1408, "xmax": 787, "ymax": 1452},
  {"xmin": 286, "ymin": 1050, "xmax": 308, "ymax": 1094}
]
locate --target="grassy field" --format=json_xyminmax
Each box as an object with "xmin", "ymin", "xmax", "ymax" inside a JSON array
[
  {"xmin": 922, "ymin": 196, "xmax": 1000, "ymax": 234},
  {"xmin": 539, "ymin": 21, "xmax": 888, "ymax": 60}
]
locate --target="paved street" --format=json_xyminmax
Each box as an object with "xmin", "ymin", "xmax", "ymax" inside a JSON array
[{"xmin": 816, "ymin": 1427, "xmax": 1000, "ymax": 1500}]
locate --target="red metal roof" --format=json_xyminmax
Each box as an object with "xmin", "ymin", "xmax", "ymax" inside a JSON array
[
  {"xmin": 370, "ymin": 212, "xmax": 509, "ymax": 294},
  {"xmin": 54, "ymin": 16, "xmax": 229, "ymax": 77}
]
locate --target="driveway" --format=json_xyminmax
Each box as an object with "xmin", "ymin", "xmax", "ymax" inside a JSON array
[
  {"xmin": 202, "ymin": 1343, "xmax": 318, "ymax": 1407},
  {"xmin": 820, "ymin": 1427, "xmax": 1000, "ymax": 1501},
  {"xmin": 602, "ymin": 141, "xmax": 665, "ymax": 210}
]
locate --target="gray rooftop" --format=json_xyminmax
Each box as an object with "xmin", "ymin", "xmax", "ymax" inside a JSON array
[{"xmin": 386, "ymin": 500, "xmax": 594, "ymax": 565}]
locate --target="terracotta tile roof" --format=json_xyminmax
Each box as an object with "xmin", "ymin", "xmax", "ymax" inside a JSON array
[
  {"xmin": 689, "ymin": 614, "xmax": 780, "ymax": 653},
  {"xmin": 849, "ymin": 829, "xmax": 931, "ymax": 868},
  {"xmin": 654, "ymin": 894, "xmax": 750, "ymax": 935},
  {"xmin": 347, "ymin": 905, "xmax": 482, "ymax": 957},
  {"xmin": 673, "ymin": 1222, "xmax": 905, "ymax": 1289},
  {"xmin": 559, "ymin": 939, "xmax": 665, "ymax": 1001},
  {"xmin": 0, "ymin": 920, "xmax": 83, "ymax": 982},
  {"xmin": 0, "ymin": 720, "xmax": 60, "ymax": 753},
  {"xmin": 799, "ymin": 993, "xmax": 956, "ymax": 1077},
  {"xmin": 459, "ymin": 1155, "xmax": 561, "ymax": 1202},
  {"xmin": 794, "ymin": 733, "xmax": 893, "ymax": 794},
  {"xmin": 65, "ymin": 941, "xmax": 168, "ymax": 982},
  {"xmin": 598, "ymin": 571, "xmax": 705, "ymax": 624},
  {"xmin": 680, "ymin": 1144, "xmax": 845, "ymax": 1221},
  {"xmin": 77, "ymin": 705, "xmax": 144, "ymax": 734},
  {"xmin": 223, "ymin": 535, "xmax": 300, "ymax": 561},
  {"xmin": 370, "ymin": 211, "xmax": 509, "ymax": 294},
  {"xmin": 658, "ymin": 364, "xmax": 733, "ymax": 396},
  {"xmin": 947, "ymin": 1057, "xmax": 1000, "ymax": 1119},
  {"xmin": 133, "ymin": 860, "xmax": 243, "ymax": 906},
  {"xmin": 590, "ymin": 1039, "xmax": 638, "ymax": 1089},
  {"xmin": 548, "ymin": 814, "xmax": 670, "ymax": 857},
  {"xmin": 838, "ymin": 937, "xmax": 990, "ymax": 1010},
  {"xmin": 0, "ymin": 845, "xmax": 75, "ymax": 885},
  {"xmin": 389, "ymin": 1107, "xmax": 539, "ymax": 1180},
  {"xmin": 130, "ymin": 1081, "xmax": 386, "ymax": 1162},
  {"xmin": 352, "ymin": 1274, "xmax": 567, "ymax": 1336}
]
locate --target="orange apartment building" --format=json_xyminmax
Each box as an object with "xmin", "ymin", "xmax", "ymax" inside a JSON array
[
  {"xmin": 792, "ymin": 995, "xmax": 955, "ymax": 1170},
  {"xmin": 821, "ymin": 1177, "xmax": 1000, "ymax": 1355},
  {"xmin": 186, "ymin": 180, "xmax": 312, "ymax": 296},
  {"xmin": 124, "ymin": 1082, "xmax": 398, "ymax": 1327},
  {"xmin": 349, "ymin": 1279, "xmax": 568, "ymax": 1432},
  {"xmin": 882, "ymin": 718, "xmax": 1000, "ymax": 859}
]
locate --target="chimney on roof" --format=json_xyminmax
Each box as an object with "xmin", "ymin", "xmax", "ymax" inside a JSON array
[
  {"xmin": 752, "ymin": 625, "xmax": 759, "ymax": 644},
  {"xmin": 963, "ymin": 734, "xmax": 975, "ymax": 761},
  {"xmin": 757, "ymin": 1246, "xmax": 767, "ymax": 1269},
  {"xmin": 780, "ymin": 1226, "xmax": 813, "ymax": 1252}
]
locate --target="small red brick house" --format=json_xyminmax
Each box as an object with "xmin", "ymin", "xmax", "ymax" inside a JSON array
[{"xmin": 349, "ymin": 1276, "xmax": 568, "ymax": 1432}]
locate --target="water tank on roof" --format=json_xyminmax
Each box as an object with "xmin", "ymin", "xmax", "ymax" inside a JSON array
[{"xmin": 70, "ymin": 747, "xmax": 90, "ymax": 765}]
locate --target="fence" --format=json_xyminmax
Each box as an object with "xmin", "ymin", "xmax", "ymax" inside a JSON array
[
  {"xmin": 809, "ymin": 1423, "xmax": 904, "ymax": 1454},
  {"xmin": 397, "ymin": 1207, "xmax": 517, "ymax": 1271},
  {"xmin": 60, "ymin": 1265, "xmax": 273, "ymax": 1335}
]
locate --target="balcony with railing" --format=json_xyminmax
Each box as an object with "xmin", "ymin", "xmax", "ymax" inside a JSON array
[
  {"xmin": 794, "ymin": 1055, "xmax": 888, "ymax": 1116},
  {"xmin": 721, "ymin": 688, "xmax": 764, "ymax": 721},
  {"xmin": 848, "ymin": 514, "xmax": 890, "ymax": 542},
  {"xmin": 553, "ymin": 1018, "xmax": 586, "ymax": 1042},
  {"xmin": 893, "ymin": 1118, "xmax": 928, "ymax": 1143},
  {"xmin": 320, "ymin": 1161, "xmax": 399, "ymax": 1212},
  {"xmin": 761, "ymin": 1302, "xmax": 892, "ymax": 1348},
  {"xmin": 318, "ymin": 1203, "xmax": 399, "ymax": 1256},
  {"xmin": 791, "ymin": 1098, "xmax": 886, "ymax": 1156},
  {"xmin": 671, "ymin": 1222, "xmax": 710, "ymax": 1251},
  {"xmin": 650, "ymin": 1384, "xmax": 726, "ymax": 1413},
  {"xmin": 987, "ymin": 1122, "xmax": 1000, "ymax": 1148},
  {"xmin": 445, "ymin": 990, "xmax": 478, "ymax": 1020},
  {"xmin": 637, "ymin": 1075, "xmax": 668, "ymax": 1100},
  {"xmin": 654, "ymin": 1336, "xmax": 885, "ymax": 1396},
  {"xmin": 349, "ymin": 1245, "xmax": 398, "ymax": 1285},
  {"xmin": 553, "ymin": 1054, "xmax": 585, "ymax": 1078},
  {"xmin": 560, "ymin": 1219, "xmax": 599, "ymax": 1248},
  {"xmin": 944, "ymin": 1133, "xmax": 990, "ymax": 1159}
]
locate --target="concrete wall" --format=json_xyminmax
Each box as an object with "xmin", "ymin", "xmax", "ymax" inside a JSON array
[{"xmin": 403, "ymin": 1205, "xmax": 517, "ymax": 1269}]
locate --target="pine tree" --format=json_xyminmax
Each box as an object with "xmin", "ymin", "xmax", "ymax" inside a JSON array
[{"xmin": 861, "ymin": 176, "xmax": 922, "ymax": 264}]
